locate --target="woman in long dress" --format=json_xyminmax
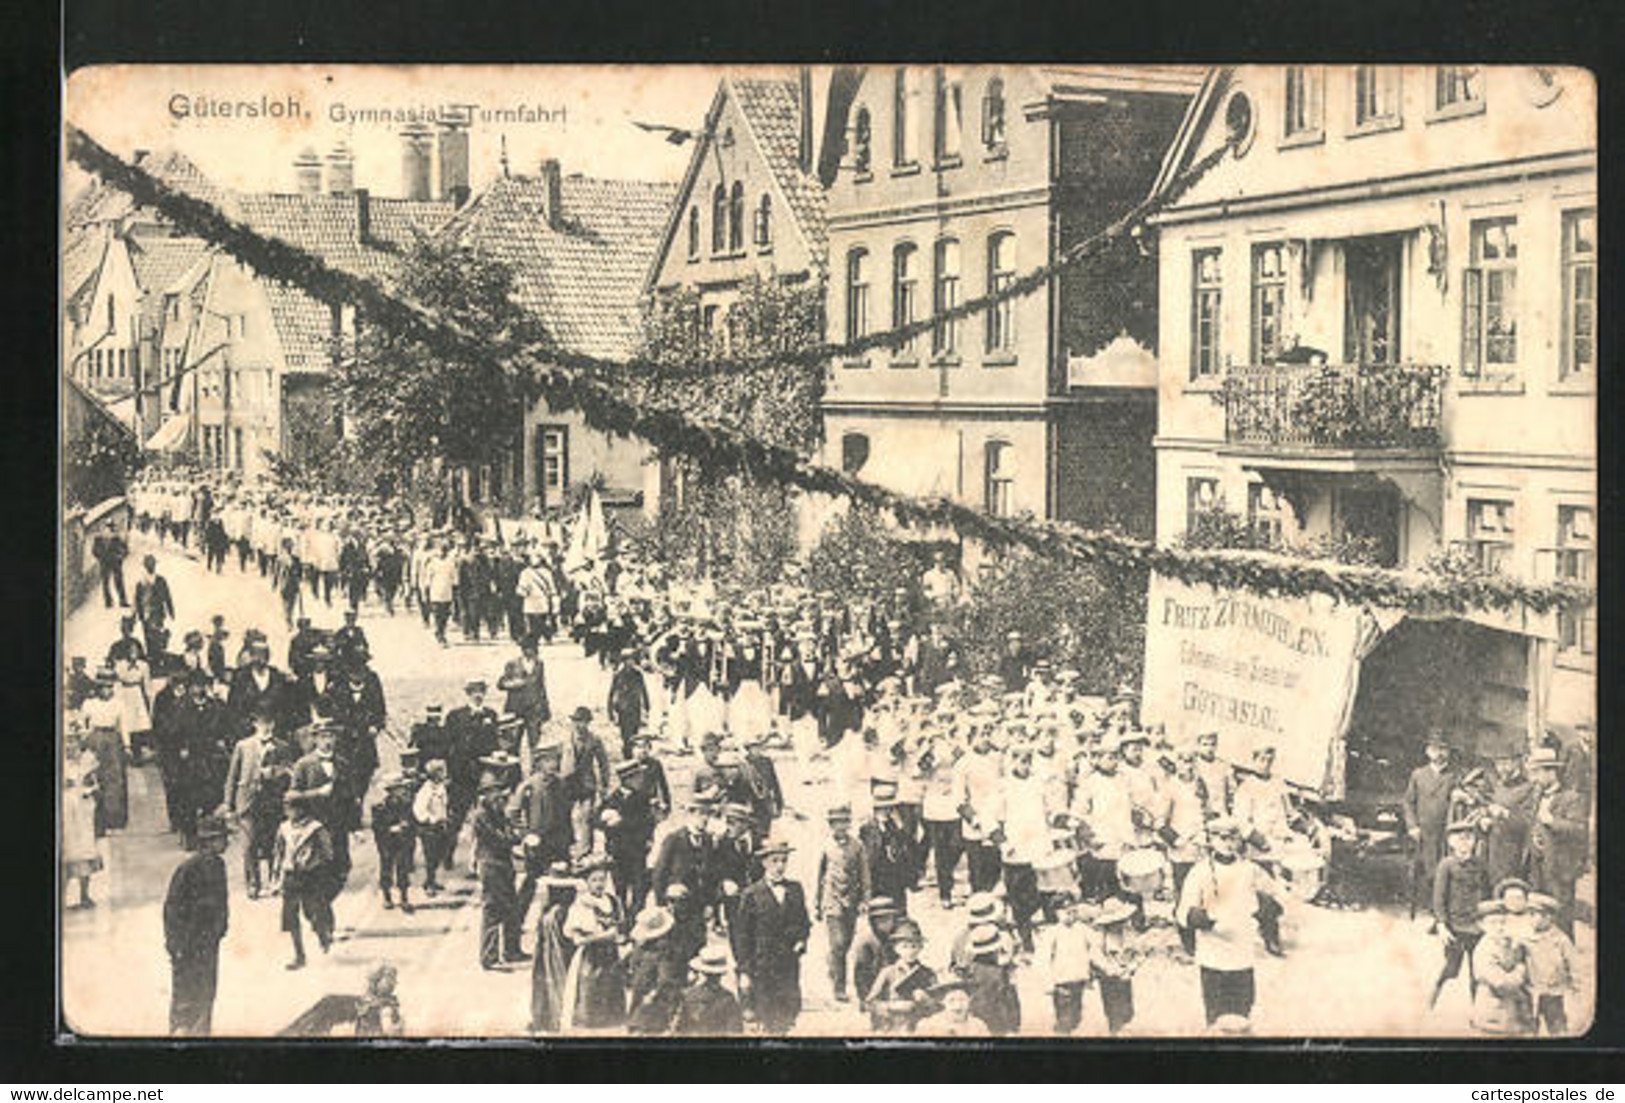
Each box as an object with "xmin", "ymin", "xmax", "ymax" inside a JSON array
[
  {"xmin": 559, "ymin": 859, "xmax": 627, "ymax": 1031},
  {"xmin": 106, "ymin": 618, "xmax": 152, "ymax": 759},
  {"xmin": 530, "ymin": 871, "xmax": 578, "ymax": 1034},
  {"xmin": 63, "ymin": 725, "xmax": 103, "ymax": 909},
  {"xmin": 79, "ymin": 672, "xmax": 129, "ymax": 832}
]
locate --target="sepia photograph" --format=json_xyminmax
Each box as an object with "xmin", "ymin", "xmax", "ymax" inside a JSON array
[{"xmin": 58, "ymin": 62, "xmax": 1596, "ymax": 1041}]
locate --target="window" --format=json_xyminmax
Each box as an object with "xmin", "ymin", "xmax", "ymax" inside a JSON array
[
  {"xmin": 982, "ymin": 76, "xmax": 1006, "ymax": 151},
  {"xmin": 106, "ymin": 296, "xmax": 114, "ymax": 330},
  {"xmin": 985, "ymin": 232, "xmax": 1015, "ymax": 355},
  {"xmin": 1283, "ymin": 66, "xmax": 1324, "ymax": 140},
  {"xmin": 537, "ymin": 425, "xmax": 569, "ymax": 506},
  {"xmin": 755, "ymin": 194, "xmax": 773, "ymax": 249},
  {"xmin": 893, "ymin": 68, "xmax": 917, "ymax": 167},
  {"xmin": 932, "ymin": 238, "xmax": 961, "ymax": 356},
  {"xmin": 1562, "ymin": 208, "xmax": 1597, "ymax": 379},
  {"xmin": 687, "ymin": 207, "xmax": 700, "ymax": 259},
  {"xmin": 701, "ymin": 303, "xmax": 720, "ymax": 344},
  {"xmin": 845, "ymin": 248, "xmax": 870, "ymax": 345},
  {"xmin": 851, "ymin": 108, "xmax": 872, "ymax": 173},
  {"xmin": 934, "ymin": 67, "xmax": 962, "ymax": 163},
  {"xmin": 1191, "ymin": 248, "xmax": 1223, "ymax": 379},
  {"xmin": 984, "ymin": 441, "xmax": 1014, "ymax": 517},
  {"xmin": 1465, "ymin": 498, "xmax": 1515, "ymax": 572},
  {"xmin": 1353, "ymin": 66, "xmax": 1400, "ymax": 129},
  {"xmin": 892, "ymin": 243, "xmax": 919, "ymax": 357},
  {"xmin": 1434, "ymin": 66, "xmax": 1482, "ymax": 113},
  {"xmin": 1251, "ymin": 243, "xmax": 1287, "ymax": 364},
  {"xmin": 1555, "ymin": 505, "xmax": 1595, "ymax": 657},
  {"xmin": 711, "ymin": 184, "xmax": 727, "ymax": 254},
  {"xmin": 1186, "ymin": 477, "xmax": 1219, "ymax": 534},
  {"xmin": 727, "ymin": 182, "xmax": 744, "ymax": 253},
  {"xmin": 233, "ymin": 428, "xmax": 244, "ymax": 470},
  {"xmin": 840, "ymin": 432, "xmax": 870, "ymax": 475},
  {"xmin": 117, "ymin": 348, "xmax": 126, "ymax": 378},
  {"xmin": 1248, "ymin": 484, "xmax": 1289, "ymax": 545},
  {"xmin": 1463, "ymin": 217, "xmax": 1518, "ymax": 375}
]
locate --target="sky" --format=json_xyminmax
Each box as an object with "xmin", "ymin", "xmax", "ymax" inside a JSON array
[{"xmin": 63, "ymin": 64, "xmax": 788, "ymax": 200}]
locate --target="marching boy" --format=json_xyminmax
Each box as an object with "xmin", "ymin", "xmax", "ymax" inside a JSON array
[
  {"xmin": 272, "ymin": 791, "xmax": 336, "ymax": 970},
  {"xmin": 371, "ymin": 772, "xmax": 418, "ymax": 913}
]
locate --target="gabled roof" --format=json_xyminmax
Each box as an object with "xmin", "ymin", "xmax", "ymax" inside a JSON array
[
  {"xmin": 729, "ymin": 76, "xmax": 828, "ymax": 263},
  {"xmin": 439, "ymin": 172, "xmax": 677, "ymax": 360},
  {"xmin": 61, "ymin": 226, "xmax": 109, "ymax": 311},
  {"xmin": 1147, "ymin": 67, "xmax": 1230, "ymax": 200},
  {"xmin": 126, "ymin": 229, "xmax": 212, "ymax": 299},
  {"xmin": 64, "ymin": 148, "xmax": 236, "ymax": 230}
]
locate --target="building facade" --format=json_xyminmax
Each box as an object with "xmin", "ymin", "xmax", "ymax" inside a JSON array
[
  {"xmin": 1148, "ymin": 65, "xmax": 1595, "ymax": 760},
  {"xmin": 817, "ymin": 66, "xmax": 1199, "ymax": 539}
]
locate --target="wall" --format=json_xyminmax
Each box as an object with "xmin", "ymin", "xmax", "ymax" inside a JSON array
[
  {"xmin": 1054, "ymin": 398, "xmax": 1157, "ymax": 537},
  {"xmin": 522, "ymin": 401, "xmax": 653, "ymax": 515}
]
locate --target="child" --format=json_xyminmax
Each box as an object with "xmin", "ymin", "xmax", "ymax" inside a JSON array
[
  {"xmin": 963, "ymin": 923, "xmax": 1021, "ymax": 1035},
  {"xmin": 1043, "ymin": 895, "xmax": 1095, "ymax": 1034},
  {"xmin": 1090, "ymin": 896, "xmax": 1142, "ymax": 1035},
  {"xmin": 1429, "ymin": 816, "xmax": 1489, "ymax": 1009},
  {"xmin": 273, "ymin": 791, "xmax": 336, "ymax": 970},
  {"xmin": 412, "ymin": 761, "xmax": 450, "ymax": 896},
  {"xmin": 916, "ymin": 979, "xmax": 988, "ymax": 1036},
  {"xmin": 354, "ymin": 963, "xmax": 404, "ymax": 1036},
  {"xmin": 1522, "ymin": 893, "xmax": 1578, "ymax": 1036},
  {"xmin": 863, "ymin": 919, "xmax": 938, "ymax": 1033},
  {"xmin": 674, "ymin": 944, "xmax": 743, "ymax": 1035},
  {"xmin": 371, "ymin": 773, "xmax": 418, "ymax": 913},
  {"xmin": 1470, "ymin": 900, "xmax": 1532, "ymax": 1035}
]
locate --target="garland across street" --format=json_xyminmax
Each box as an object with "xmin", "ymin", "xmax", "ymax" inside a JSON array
[{"xmin": 65, "ymin": 124, "xmax": 1592, "ymax": 617}]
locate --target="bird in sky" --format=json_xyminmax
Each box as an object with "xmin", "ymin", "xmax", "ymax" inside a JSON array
[{"xmin": 632, "ymin": 120, "xmax": 703, "ymax": 145}]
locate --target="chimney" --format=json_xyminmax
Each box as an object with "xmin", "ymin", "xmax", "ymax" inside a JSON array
[
  {"xmin": 540, "ymin": 157, "xmax": 562, "ymax": 230},
  {"xmin": 400, "ymin": 124, "xmax": 433, "ymax": 201},
  {"xmin": 437, "ymin": 121, "xmax": 470, "ymax": 207},
  {"xmin": 353, "ymin": 187, "xmax": 371, "ymax": 245},
  {"xmin": 294, "ymin": 147, "xmax": 322, "ymax": 197},
  {"xmin": 326, "ymin": 142, "xmax": 355, "ymax": 195}
]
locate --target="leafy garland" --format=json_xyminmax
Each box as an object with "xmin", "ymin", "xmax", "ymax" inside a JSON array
[{"xmin": 63, "ymin": 125, "xmax": 1593, "ymax": 617}]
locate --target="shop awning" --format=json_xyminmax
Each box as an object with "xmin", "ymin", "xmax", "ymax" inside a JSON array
[{"xmin": 144, "ymin": 415, "xmax": 192, "ymax": 453}]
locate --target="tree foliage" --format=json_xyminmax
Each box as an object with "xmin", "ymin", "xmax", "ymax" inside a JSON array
[
  {"xmin": 627, "ymin": 275, "xmax": 827, "ymax": 586},
  {"xmin": 338, "ymin": 239, "xmax": 545, "ymax": 479},
  {"xmin": 65, "ymin": 417, "xmax": 143, "ymax": 508}
]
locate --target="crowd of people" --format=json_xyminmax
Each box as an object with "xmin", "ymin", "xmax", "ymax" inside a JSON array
[{"xmin": 61, "ymin": 469, "xmax": 1589, "ymax": 1038}]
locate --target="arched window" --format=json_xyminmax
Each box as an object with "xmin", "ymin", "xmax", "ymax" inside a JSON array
[
  {"xmin": 711, "ymin": 184, "xmax": 727, "ymax": 254},
  {"xmin": 893, "ymin": 68, "xmax": 917, "ymax": 167},
  {"xmin": 687, "ymin": 206, "xmax": 700, "ymax": 259},
  {"xmin": 845, "ymin": 248, "xmax": 870, "ymax": 345},
  {"xmin": 728, "ymin": 182, "xmax": 745, "ymax": 252},
  {"xmin": 851, "ymin": 108, "xmax": 872, "ymax": 173},
  {"xmin": 985, "ymin": 231, "xmax": 1016, "ymax": 353},
  {"xmin": 982, "ymin": 76, "xmax": 1007, "ymax": 151},
  {"xmin": 984, "ymin": 440, "xmax": 1014, "ymax": 516},
  {"xmin": 932, "ymin": 238, "xmax": 961, "ymax": 356},
  {"xmin": 841, "ymin": 432, "xmax": 871, "ymax": 474},
  {"xmin": 755, "ymin": 193, "xmax": 773, "ymax": 248},
  {"xmin": 892, "ymin": 242, "xmax": 919, "ymax": 356}
]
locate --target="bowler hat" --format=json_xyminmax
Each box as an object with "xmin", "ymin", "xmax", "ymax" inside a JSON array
[
  {"xmin": 465, "ymin": 679, "xmax": 487, "ymax": 693},
  {"xmin": 195, "ymin": 813, "xmax": 229, "ymax": 841},
  {"xmin": 571, "ymin": 706, "xmax": 594, "ymax": 723},
  {"xmin": 825, "ymin": 803, "xmax": 853, "ymax": 823}
]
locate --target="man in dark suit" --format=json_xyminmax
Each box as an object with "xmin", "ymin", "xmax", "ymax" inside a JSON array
[
  {"xmin": 652, "ymin": 797, "xmax": 712, "ymax": 906},
  {"xmin": 285, "ymin": 644, "xmax": 338, "ymax": 737},
  {"xmin": 1527, "ymin": 746, "xmax": 1589, "ymax": 935},
  {"xmin": 1402, "ymin": 731, "xmax": 1458, "ymax": 920},
  {"xmin": 607, "ymin": 648, "xmax": 652, "ymax": 760},
  {"xmin": 328, "ymin": 653, "xmax": 387, "ymax": 836},
  {"xmin": 163, "ymin": 813, "xmax": 230, "ymax": 1035},
  {"xmin": 445, "ymin": 681, "xmax": 499, "ymax": 870},
  {"xmin": 226, "ymin": 641, "xmax": 290, "ymax": 742},
  {"xmin": 560, "ymin": 706, "xmax": 613, "ymax": 859},
  {"xmin": 497, "ymin": 637, "xmax": 551, "ymax": 755},
  {"xmin": 92, "ymin": 525, "xmax": 129, "ymax": 609},
  {"xmin": 134, "ymin": 554, "xmax": 176, "ymax": 661},
  {"xmin": 740, "ymin": 731, "xmax": 785, "ymax": 847},
  {"xmin": 732, "ymin": 834, "xmax": 810, "ymax": 1034}
]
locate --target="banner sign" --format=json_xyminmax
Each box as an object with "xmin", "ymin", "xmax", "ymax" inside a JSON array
[{"xmin": 1140, "ymin": 572, "xmax": 1375, "ymax": 793}]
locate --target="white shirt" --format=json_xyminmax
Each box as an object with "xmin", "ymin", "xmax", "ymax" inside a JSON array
[{"xmin": 1175, "ymin": 855, "xmax": 1279, "ymax": 971}]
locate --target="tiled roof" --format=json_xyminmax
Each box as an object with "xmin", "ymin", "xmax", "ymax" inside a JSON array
[
  {"xmin": 61, "ymin": 227, "xmax": 107, "ymax": 308},
  {"xmin": 730, "ymin": 77, "xmax": 828, "ymax": 264},
  {"xmin": 263, "ymin": 282, "xmax": 337, "ymax": 374},
  {"xmin": 233, "ymin": 193, "xmax": 452, "ymax": 284},
  {"xmin": 126, "ymin": 230, "xmax": 212, "ymax": 297},
  {"xmin": 438, "ymin": 173, "xmax": 677, "ymax": 360},
  {"xmin": 65, "ymin": 148, "xmax": 237, "ymax": 229}
]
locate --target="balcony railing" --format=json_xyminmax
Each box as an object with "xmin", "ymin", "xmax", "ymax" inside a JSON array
[{"xmin": 1222, "ymin": 361, "xmax": 1446, "ymax": 450}]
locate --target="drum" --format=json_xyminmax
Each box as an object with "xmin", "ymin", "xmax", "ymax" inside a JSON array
[
  {"xmin": 1278, "ymin": 849, "xmax": 1325, "ymax": 903},
  {"xmin": 1118, "ymin": 847, "xmax": 1169, "ymax": 899},
  {"xmin": 1034, "ymin": 847, "xmax": 1079, "ymax": 895}
]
